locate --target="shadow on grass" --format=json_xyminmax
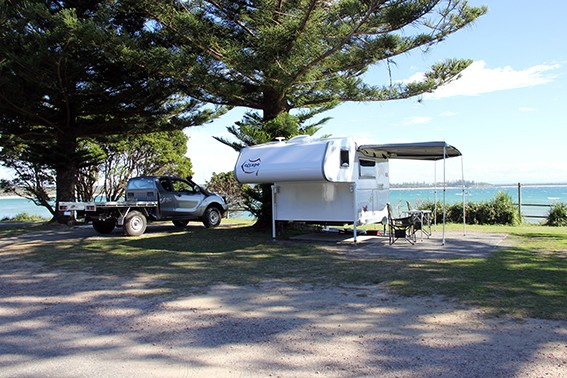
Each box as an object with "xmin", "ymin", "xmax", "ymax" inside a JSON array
[
  {"xmin": 10, "ymin": 223, "xmax": 566, "ymax": 319},
  {"xmin": 27, "ymin": 224, "xmax": 404, "ymax": 289},
  {"xmin": 1, "ymin": 224, "xmax": 566, "ymax": 376},
  {"xmin": 390, "ymin": 246, "xmax": 567, "ymax": 319}
]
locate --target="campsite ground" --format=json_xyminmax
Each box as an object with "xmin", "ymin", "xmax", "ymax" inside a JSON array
[{"xmin": 0, "ymin": 222, "xmax": 565, "ymax": 377}]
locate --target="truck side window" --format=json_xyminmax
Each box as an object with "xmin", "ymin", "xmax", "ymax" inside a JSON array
[
  {"xmin": 172, "ymin": 179, "xmax": 193, "ymax": 193},
  {"xmin": 340, "ymin": 149, "xmax": 349, "ymax": 167},
  {"xmin": 159, "ymin": 178, "xmax": 173, "ymax": 192},
  {"xmin": 127, "ymin": 177, "xmax": 155, "ymax": 190}
]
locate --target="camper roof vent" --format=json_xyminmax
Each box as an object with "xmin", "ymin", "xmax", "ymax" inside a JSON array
[{"xmin": 275, "ymin": 137, "xmax": 285, "ymax": 142}]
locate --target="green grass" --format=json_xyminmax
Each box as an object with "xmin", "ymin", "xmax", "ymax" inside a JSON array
[
  {"xmin": 2, "ymin": 219, "xmax": 566, "ymax": 320},
  {"xmin": 0, "ymin": 222, "xmax": 53, "ymax": 237},
  {"xmin": 387, "ymin": 223, "xmax": 567, "ymax": 318}
]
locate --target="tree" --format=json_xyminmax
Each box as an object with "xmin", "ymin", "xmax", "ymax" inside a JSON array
[
  {"xmin": 206, "ymin": 171, "xmax": 246, "ymax": 212},
  {"xmin": 92, "ymin": 130, "xmax": 193, "ymax": 201},
  {"xmin": 0, "ymin": 134, "xmax": 105, "ymax": 217},
  {"xmin": 0, "ymin": 137, "xmax": 58, "ymax": 216},
  {"xmin": 213, "ymin": 107, "xmax": 333, "ymax": 152},
  {"xmin": 0, "ymin": 0, "xmax": 218, "ymax": 222},
  {"xmin": 139, "ymin": 0, "xmax": 487, "ymax": 227},
  {"xmin": 1, "ymin": 130, "xmax": 193, "ymax": 214},
  {"xmin": 141, "ymin": 0, "xmax": 486, "ymax": 121}
]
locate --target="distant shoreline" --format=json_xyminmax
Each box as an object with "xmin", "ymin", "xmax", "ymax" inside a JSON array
[
  {"xmin": 391, "ymin": 183, "xmax": 567, "ymax": 190},
  {"xmin": 0, "ymin": 194, "xmax": 26, "ymax": 199}
]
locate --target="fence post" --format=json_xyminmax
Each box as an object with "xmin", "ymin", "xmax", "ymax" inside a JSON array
[{"xmin": 517, "ymin": 182, "xmax": 522, "ymax": 220}]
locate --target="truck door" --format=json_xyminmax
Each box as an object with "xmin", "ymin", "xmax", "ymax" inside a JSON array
[
  {"xmin": 157, "ymin": 177, "xmax": 177, "ymax": 217},
  {"xmin": 170, "ymin": 177, "xmax": 204, "ymax": 215}
]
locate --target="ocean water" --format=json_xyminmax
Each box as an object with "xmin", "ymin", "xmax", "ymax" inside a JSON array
[
  {"xmin": 390, "ymin": 185, "xmax": 567, "ymax": 221},
  {"xmin": 1, "ymin": 185, "xmax": 566, "ymax": 221},
  {"xmin": 391, "ymin": 185, "xmax": 567, "ymax": 206},
  {"xmin": 0, "ymin": 197, "xmax": 54, "ymax": 220}
]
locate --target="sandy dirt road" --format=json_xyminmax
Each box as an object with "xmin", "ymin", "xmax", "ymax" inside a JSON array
[{"xmin": 0, "ymin": 226, "xmax": 565, "ymax": 377}]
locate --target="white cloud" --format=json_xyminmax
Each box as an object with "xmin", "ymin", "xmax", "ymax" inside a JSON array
[
  {"xmin": 439, "ymin": 111, "xmax": 459, "ymax": 117},
  {"xmin": 403, "ymin": 116, "xmax": 432, "ymax": 125},
  {"xmin": 410, "ymin": 61, "xmax": 561, "ymax": 99}
]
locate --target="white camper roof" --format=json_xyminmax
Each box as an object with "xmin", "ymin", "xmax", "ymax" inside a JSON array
[{"xmin": 358, "ymin": 141, "xmax": 461, "ymax": 161}]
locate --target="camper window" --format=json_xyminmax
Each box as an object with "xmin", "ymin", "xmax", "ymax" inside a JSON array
[
  {"xmin": 359, "ymin": 159, "xmax": 376, "ymax": 178},
  {"xmin": 340, "ymin": 149, "xmax": 349, "ymax": 167}
]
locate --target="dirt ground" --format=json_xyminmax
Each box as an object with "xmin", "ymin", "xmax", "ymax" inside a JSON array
[{"xmin": 0, "ymin": 225, "xmax": 566, "ymax": 377}]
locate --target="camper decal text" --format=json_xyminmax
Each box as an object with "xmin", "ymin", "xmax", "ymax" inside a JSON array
[{"xmin": 241, "ymin": 158, "xmax": 261, "ymax": 176}]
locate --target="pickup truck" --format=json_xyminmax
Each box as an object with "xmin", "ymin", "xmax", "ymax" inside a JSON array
[{"xmin": 59, "ymin": 176, "xmax": 228, "ymax": 236}]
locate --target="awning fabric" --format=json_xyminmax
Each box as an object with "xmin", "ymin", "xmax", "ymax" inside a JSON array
[{"xmin": 357, "ymin": 141, "xmax": 462, "ymax": 161}]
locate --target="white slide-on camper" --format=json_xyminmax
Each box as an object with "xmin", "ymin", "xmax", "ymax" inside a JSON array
[{"xmin": 234, "ymin": 136, "xmax": 462, "ymax": 242}]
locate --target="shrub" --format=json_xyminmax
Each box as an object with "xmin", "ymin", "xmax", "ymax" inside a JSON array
[
  {"xmin": 418, "ymin": 192, "xmax": 519, "ymax": 226},
  {"xmin": 484, "ymin": 192, "xmax": 519, "ymax": 225},
  {"xmin": 546, "ymin": 203, "xmax": 567, "ymax": 227},
  {"xmin": 1, "ymin": 213, "xmax": 50, "ymax": 223}
]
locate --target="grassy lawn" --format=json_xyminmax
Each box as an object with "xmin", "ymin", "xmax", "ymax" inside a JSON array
[
  {"xmin": 389, "ymin": 224, "xmax": 567, "ymax": 319},
  {"xmin": 0, "ymin": 222, "xmax": 53, "ymax": 237},
  {"xmin": 1, "ymin": 220, "xmax": 566, "ymax": 320}
]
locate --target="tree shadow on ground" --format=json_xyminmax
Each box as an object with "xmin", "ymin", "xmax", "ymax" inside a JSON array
[{"xmin": 0, "ymin": 224, "xmax": 566, "ymax": 376}]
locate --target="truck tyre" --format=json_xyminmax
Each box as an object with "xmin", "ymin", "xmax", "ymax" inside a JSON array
[
  {"xmin": 92, "ymin": 220, "xmax": 115, "ymax": 234},
  {"xmin": 172, "ymin": 220, "xmax": 189, "ymax": 228},
  {"xmin": 203, "ymin": 207, "xmax": 221, "ymax": 228},
  {"xmin": 123, "ymin": 210, "xmax": 147, "ymax": 236}
]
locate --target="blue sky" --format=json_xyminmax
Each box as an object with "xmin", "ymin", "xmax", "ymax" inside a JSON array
[
  {"xmin": 1, "ymin": 1, "xmax": 564, "ymax": 186},
  {"xmin": 186, "ymin": 0, "xmax": 567, "ymax": 185}
]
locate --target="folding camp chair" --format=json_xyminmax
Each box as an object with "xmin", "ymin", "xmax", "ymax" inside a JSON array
[{"xmin": 387, "ymin": 203, "xmax": 416, "ymax": 245}]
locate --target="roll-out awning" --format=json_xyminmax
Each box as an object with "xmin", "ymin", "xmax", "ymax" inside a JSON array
[
  {"xmin": 358, "ymin": 141, "xmax": 464, "ymax": 245},
  {"xmin": 357, "ymin": 141, "xmax": 461, "ymax": 161}
]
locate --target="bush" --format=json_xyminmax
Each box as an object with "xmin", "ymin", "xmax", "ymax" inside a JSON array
[
  {"xmin": 418, "ymin": 192, "xmax": 519, "ymax": 226},
  {"xmin": 1, "ymin": 213, "xmax": 50, "ymax": 223},
  {"xmin": 546, "ymin": 203, "xmax": 567, "ymax": 227},
  {"xmin": 483, "ymin": 192, "xmax": 519, "ymax": 225}
]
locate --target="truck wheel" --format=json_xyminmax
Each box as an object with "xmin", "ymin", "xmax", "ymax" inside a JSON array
[
  {"xmin": 172, "ymin": 220, "xmax": 189, "ymax": 228},
  {"xmin": 123, "ymin": 210, "xmax": 147, "ymax": 236},
  {"xmin": 203, "ymin": 207, "xmax": 221, "ymax": 228},
  {"xmin": 92, "ymin": 221, "xmax": 115, "ymax": 234}
]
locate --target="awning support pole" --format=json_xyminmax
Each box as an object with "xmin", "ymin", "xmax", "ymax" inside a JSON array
[
  {"xmin": 442, "ymin": 145, "xmax": 447, "ymax": 246},
  {"xmin": 271, "ymin": 185, "xmax": 277, "ymax": 240},
  {"xmin": 352, "ymin": 183, "xmax": 357, "ymax": 243},
  {"xmin": 461, "ymin": 156, "xmax": 467, "ymax": 236},
  {"xmin": 434, "ymin": 162, "xmax": 438, "ymax": 230}
]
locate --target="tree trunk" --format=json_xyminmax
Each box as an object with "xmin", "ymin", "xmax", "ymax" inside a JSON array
[
  {"xmin": 55, "ymin": 136, "xmax": 79, "ymax": 224},
  {"xmin": 253, "ymin": 183, "xmax": 273, "ymax": 230},
  {"xmin": 254, "ymin": 89, "xmax": 289, "ymax": 230}
]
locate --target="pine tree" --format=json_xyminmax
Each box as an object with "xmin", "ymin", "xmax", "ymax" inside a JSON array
[
  {"xmin": 0, "ymin": 0, "xmax": 217, "ymax": 222},
  {"xmin": 140, "ymin": 0, "xmax": 487, "ymax": 227},
  {"xmin": 142, "ymin": 0, "xmax": 486, "ymax": 121}
]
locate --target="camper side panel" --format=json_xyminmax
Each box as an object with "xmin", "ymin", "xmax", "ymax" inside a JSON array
[
  {"xmin": 273, "ymin": 182, "xmax": 355, "ymax": 223},
  {"xmin": 235, "ymin": 141, "xmax": 329, "ymax": 183}
]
